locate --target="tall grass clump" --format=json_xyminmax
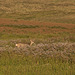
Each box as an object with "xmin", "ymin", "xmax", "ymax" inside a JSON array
[{"xmin": 0, "ymin": 24, "xmax": 39, "ymax": 29}]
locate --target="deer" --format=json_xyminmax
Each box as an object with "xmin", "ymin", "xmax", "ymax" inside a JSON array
[{"xmin": 16, "ymin": 40, "xmax": 35, "ymax": 48}]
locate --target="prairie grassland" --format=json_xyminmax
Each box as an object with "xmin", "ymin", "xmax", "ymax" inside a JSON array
[
  {"xmin": 0, "ymin": 33, "xmax": 75, "ymax": 75},
  {"xmin": 0, "ymin": 0, "xmax": 75, "ymax": 75},
  {"xmin": 0, "ymin": 0, "xmax": 75, "ymax": 24},
  {"xmin": 0, "ymin": 20, "xmax": 75, "ymax": 75},
  {"xmin": 0, "ymin": 51, "xmax": 75, "ymax": 75}
]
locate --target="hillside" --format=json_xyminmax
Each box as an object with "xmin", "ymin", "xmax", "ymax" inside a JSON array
[
  {"xmin": 0, "ymin": 0, "xmax": 75, "ymax": 23},
  {"xmin": 0, "ymin": 1, "xmax": 75, "ymax": 75}
]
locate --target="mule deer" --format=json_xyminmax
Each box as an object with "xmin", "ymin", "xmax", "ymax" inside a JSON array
[{"xmin": 16, "ymin": 40, "xmax": 35, "ymax": 48}]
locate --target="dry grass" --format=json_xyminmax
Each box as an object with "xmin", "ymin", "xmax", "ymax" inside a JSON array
[
  {"xmin": 0, "ymin": 0, "xmax": 75, "ymax": 23},
  {"xmin": 0, "ymin": 38, "xmax": 75, "ymax": 62}
]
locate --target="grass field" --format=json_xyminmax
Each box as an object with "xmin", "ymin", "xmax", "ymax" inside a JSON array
[
  {"xmin": 0, "ymin": 0, "xmax": 75, "ymax": 24},
  {"xmin": 0, "ymin": 19, "xmax": 75, "ymax": 75},
  {"xmin": 0, "ymin": 0, "xmax": 75, "ymax": 75}
]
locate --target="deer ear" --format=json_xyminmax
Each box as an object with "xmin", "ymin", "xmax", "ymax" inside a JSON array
[{"xmin": 30, "ymin": 40, "xmax": 32, "ymax": 42}]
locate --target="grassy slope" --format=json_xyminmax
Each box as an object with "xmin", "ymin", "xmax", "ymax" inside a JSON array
[
  {"xmin": 0, "ymin": 51, "xmax": 75, "ymax": 75},
  {"xmin": 0, "ymin": 0, "xmax": 75, "ymax": 24},
  {"xmin": 0, "ymin": 0, "xmax": 75, "ymax": 75}
]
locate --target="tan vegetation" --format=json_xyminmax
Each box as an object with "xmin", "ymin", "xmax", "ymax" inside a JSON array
[{"xmin": 0, "ymin": 0, "xmax": 75, "ymax": 23}]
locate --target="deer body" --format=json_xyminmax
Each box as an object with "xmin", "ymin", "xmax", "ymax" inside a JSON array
[{"xmin": 16, "ymin": 43, "xmax": 29, "ymax": 48}]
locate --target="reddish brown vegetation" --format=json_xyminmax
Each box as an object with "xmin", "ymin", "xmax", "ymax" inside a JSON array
[{"xmin": 0, "ymin": 18, "xmax": 75, "ymax": 34}]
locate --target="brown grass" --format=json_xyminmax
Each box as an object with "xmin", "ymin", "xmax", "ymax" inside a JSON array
[{"xmin": 0, "ymin": 18, "xmax": 75, "ymax": 34}]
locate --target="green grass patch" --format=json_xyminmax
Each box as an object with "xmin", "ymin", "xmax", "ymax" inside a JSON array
[
  {"xmin": 0, "ymin": 51, "xmax": 75, "ymax": 75},
  {"xmin": 0, "ymin": 33, "xmax": 30, "ymax": 39},
  {"xmin": 0, "ymin": 24, "xmax": 39, "ymax": 29},
  {"xmin": 0, "ymin": 32, "xmax": 74, "ymax": 42},
  {"xmin": 49, "ymin": 26, "xmax": 67, "ymax": 29}
]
